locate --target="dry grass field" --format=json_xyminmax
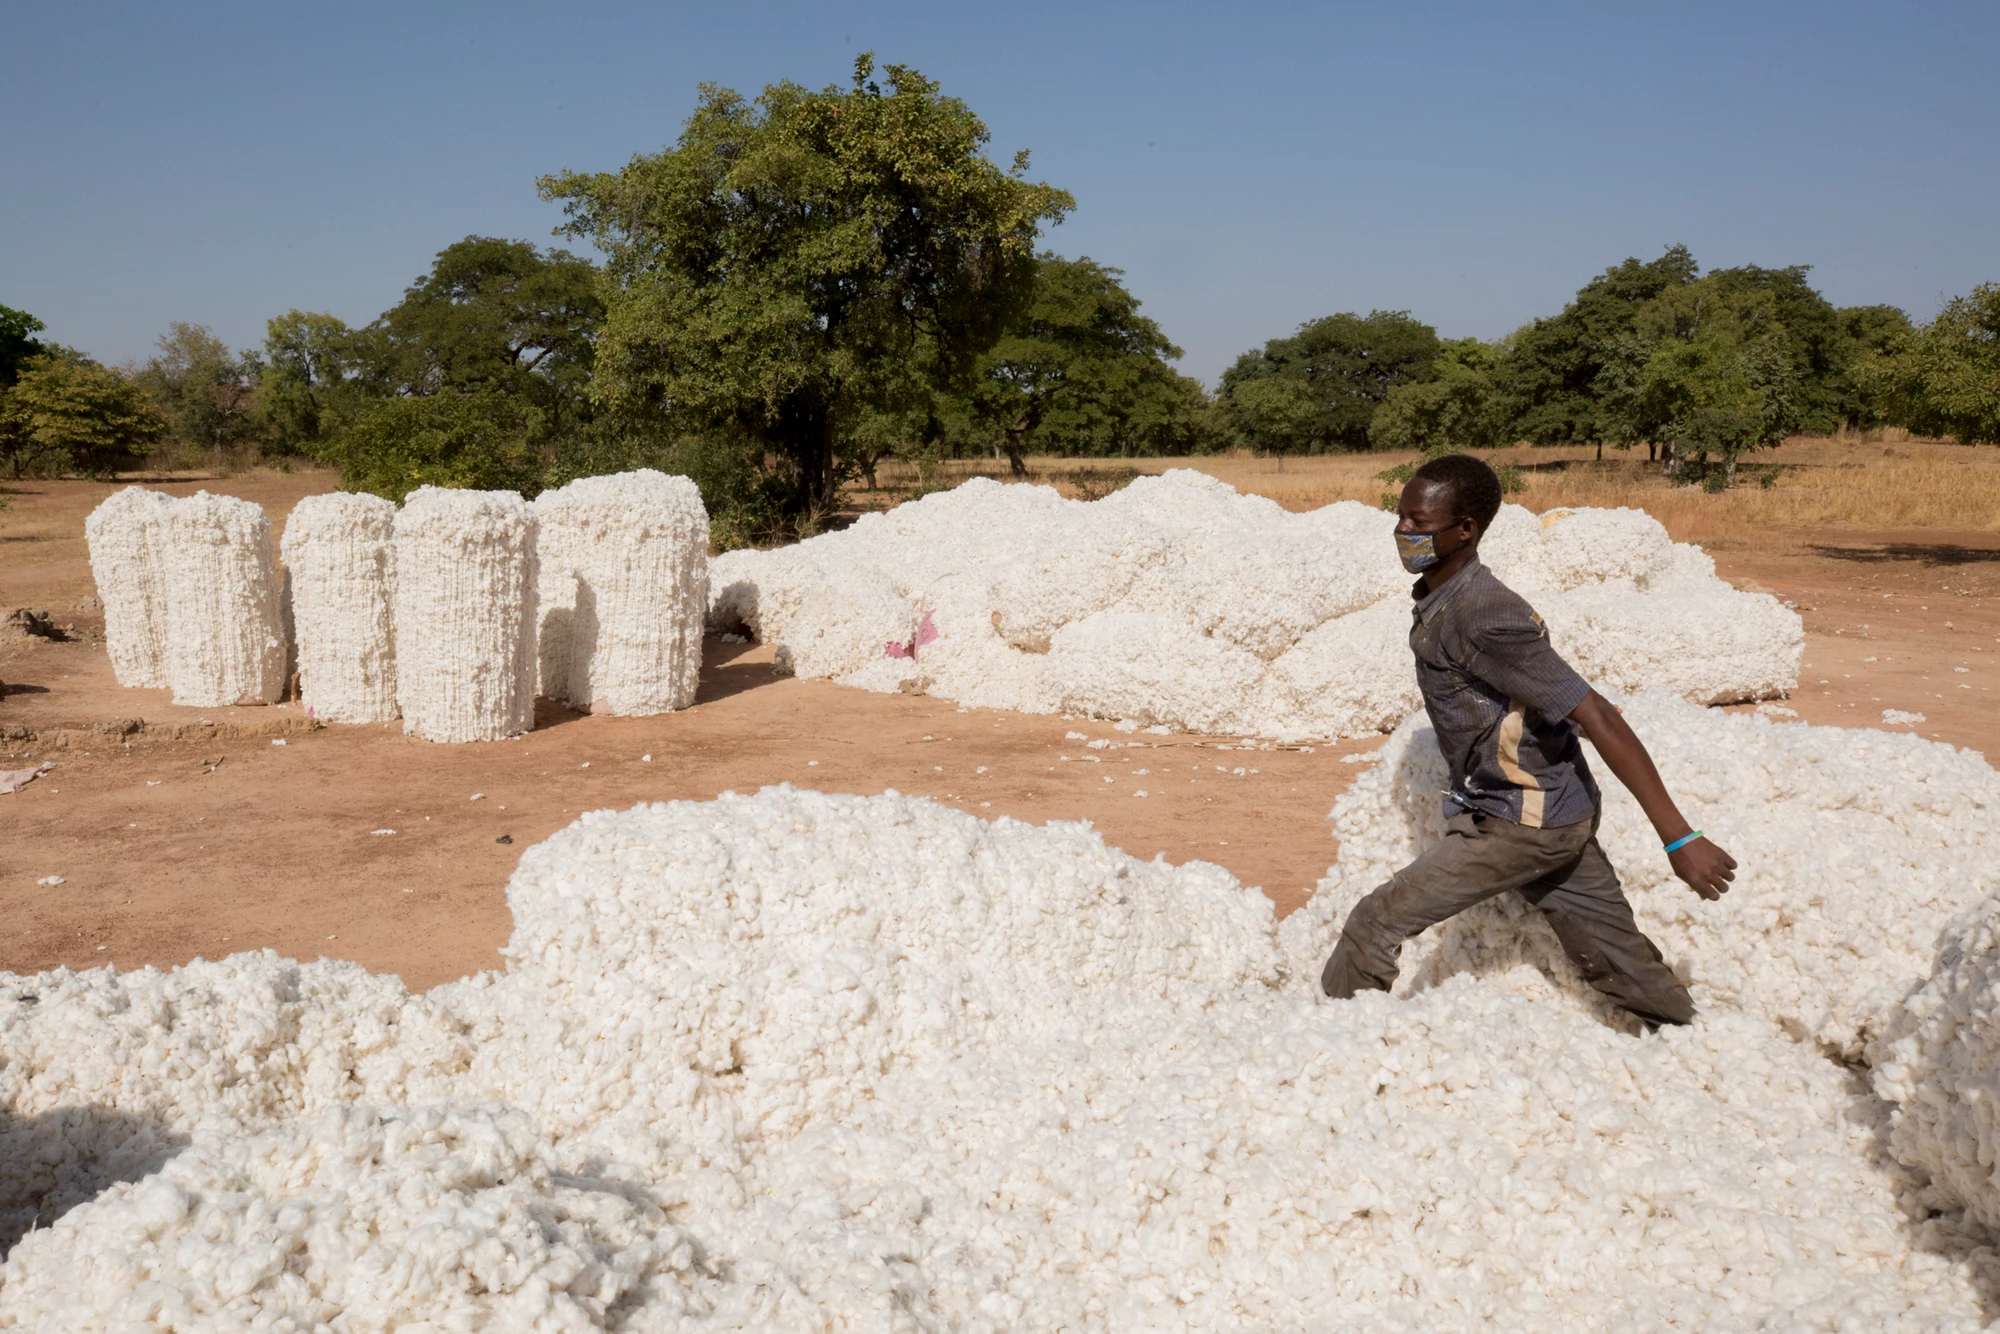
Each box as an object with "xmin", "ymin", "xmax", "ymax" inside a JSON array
[{"xmin": 863, "ymin": 434, "xmax": 2000, "ymax": 542}]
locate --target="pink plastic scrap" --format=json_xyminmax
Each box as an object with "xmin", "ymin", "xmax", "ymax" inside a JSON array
[{"xmin": 885, "ymin": 610, "xmax": 940, "ymax": 661}]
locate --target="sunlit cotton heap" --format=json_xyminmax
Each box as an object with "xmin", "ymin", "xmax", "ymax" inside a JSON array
[
  {"xmin": 157, "ymin": 490, "xmax": 289, "ymax": 707},
  {"xmin": 532, "ymin": 469, "xmax": 709, "ymax": 716},
  {"xmin": 708, "ymin": 470, "xmax": 1802, "ymax": 738},
  {"xmin": 392, "ymin": 486, "xmax": 538, "ymax": 742},
  {"xmin": 1873, "ymin": 888, "xmax": 2000, "ymax": 1230},
  {"xmin": 1278, "ymin": 692, "xmax": 2000, "ymax": 1058},
  {"xmin": 6, "ymin": 772, "xmax": 2000, "ymax": 1328},
  {"xmin": 82, "ymin": 486, "xmax": 176, "ymax": 688},
  {"xmin": 279, "ymin": 491, "xmax": 399, "ymax": 724}
]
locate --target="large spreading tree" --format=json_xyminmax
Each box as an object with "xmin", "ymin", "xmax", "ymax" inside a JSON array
[
  {"xmin": 1219, "ymin": 310, "xmax": 1440, "ymax": 456},
  {"xmin": 540, "ymin": 56, "xmax": 1073, "ymax": 521}
]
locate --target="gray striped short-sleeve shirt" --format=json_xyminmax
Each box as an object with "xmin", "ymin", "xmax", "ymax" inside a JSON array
[{"xmin": 1408, "ymin": 556, "xmax": 1598, "ymax": 828}]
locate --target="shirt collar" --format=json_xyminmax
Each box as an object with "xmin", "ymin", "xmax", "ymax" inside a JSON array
[{"xmin": 1411, "ymin": 554, "xmax": 1484, "ymax": 625}]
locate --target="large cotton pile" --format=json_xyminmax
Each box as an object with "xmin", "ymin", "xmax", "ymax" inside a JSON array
[
  {"xmin": 533, "ymin": 469, "xmax": 710, "ymax": 716},
  {"xmin": 279, "ymin": 491, "xmax": 399, "ymax": 724},
  {"xmin": 709, "ymin": 471, "xmax": 1802, "ymax": 738},
  {"xmin": 7, "ymin": 713, "xmax": 2000, "ymax": 1327}
]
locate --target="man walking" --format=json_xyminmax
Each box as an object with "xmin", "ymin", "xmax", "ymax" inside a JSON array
[{"xmin": 1321, "ymin": 454, "xmax": 1735, "ymax": 1027}]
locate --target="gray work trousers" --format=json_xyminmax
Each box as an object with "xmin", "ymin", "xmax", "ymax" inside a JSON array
[{"xmin": 1320, "ymin": 810, "xmax": 1695, "ymax": 1027}]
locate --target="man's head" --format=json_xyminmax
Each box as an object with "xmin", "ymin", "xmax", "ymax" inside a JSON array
[
  {"xmin": 1398, "ymin": 453, "xmax": 1503, "ymax": 541},
  {"xmin": 1395, "ymin": 454, "xmax": 1502, "ymax": 579}
]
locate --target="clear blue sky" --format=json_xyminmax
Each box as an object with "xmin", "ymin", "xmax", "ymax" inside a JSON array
[{"xmin": 4, "ymin": 0, "xmax": 1994, "ymax": 383}]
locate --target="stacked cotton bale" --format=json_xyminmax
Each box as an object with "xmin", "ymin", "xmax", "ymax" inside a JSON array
[
  {"xmin": 82, "ymin": 487, "xmax": 176, "ymax": 688},
  {"xmin": 280, "ymin": 492, "xmax": 399, "ymax": 724},
  {"xmin": 392, "ymin": 487, "xmax": 537, "ymax": 742},
  {"xmin": 159, "ymin": 491, "xmax": 289, "ymax": 707},
  {"xmin": 531, "ymin": 470, "xmax": 709, "ymax": 715}
]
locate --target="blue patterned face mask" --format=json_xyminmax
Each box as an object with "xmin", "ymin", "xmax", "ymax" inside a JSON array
[{"xmin": 1396, "ymin": 525, "xmax": 1461, "ymax": 574}]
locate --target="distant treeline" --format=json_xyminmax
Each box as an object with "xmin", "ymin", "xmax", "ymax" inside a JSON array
[{"xmin": 2, "ymin": 58, "xmax": 1995, "ymax": 541}]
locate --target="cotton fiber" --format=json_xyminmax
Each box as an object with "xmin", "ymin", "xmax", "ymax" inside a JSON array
[
  {"xmin": 532, "ymin": 470, "xmax": 709, "ymax": 716},
  {"xmin": 1873, "ymin": 890, "xmax": 2000, "ymax": 1229},
  {"xmin": 82, "ymin": 486, "xmax": 175, "ymax": 688},
  {"xmin": 1279, "ymin": 693, "xmax": 2000, "ymax": 1059},
  {"xmin": 279, "ymin": 491, "xmax": 399, "ymax": 723},
  {"xmin": 158, "ymin": 491, "xmax": 289, "ymax": 707},
  {"xmin": 392, "ymin": 486, "xmax": 537, "ymax": 742},
  {"xmin": 708, "ymin": 471, "xmax": 1802, "ymax": 738},
  {"xmin": 6, "ymin": 780, "xmax": 2000, "ymax": 1328}
]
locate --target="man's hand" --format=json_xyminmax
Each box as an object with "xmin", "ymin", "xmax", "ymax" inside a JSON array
[{"xmin": 1669, "ymin": 836, "xmax": 1736, "ymax": 901}]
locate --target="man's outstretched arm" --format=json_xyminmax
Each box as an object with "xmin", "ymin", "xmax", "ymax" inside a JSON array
[{"xmin": 1570, "ymin": 690, "xmax": 1737, "ymax": 901}]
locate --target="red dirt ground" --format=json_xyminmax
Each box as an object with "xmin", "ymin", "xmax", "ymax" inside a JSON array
[{"xmin": 3, "ymin": 470, "xmax": 1996, "ymax": 991}]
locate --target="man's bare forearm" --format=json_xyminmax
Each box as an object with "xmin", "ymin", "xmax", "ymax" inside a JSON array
[{"xmin": 1569, "ymin": 691, "xmax": 1691, "ymax": 842}]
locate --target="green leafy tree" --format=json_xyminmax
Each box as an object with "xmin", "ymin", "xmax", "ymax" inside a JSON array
[
  {"xmin": 136, "ymin": 323, "xmax": 265, "ymax": 467},
  {"xmin": 540, "ymin": 55, "xmax": 1073, "ymax": 524},
  {"xmin": 1220, "ymin": 310, "xmax": 1440, "ymax": 455},
  {"xmin": 1369, "ymin": 338, "xmax": 1507, "ymax": 453},
  {"xmin": 352, "ymin": 236, "xmax": 601, "ymax": 435},
  {"xmin": 1861, "ymin": 285, "xmax": 2000, "ymax": 444},
  {"xmin": 1601, "ymin": 277, "xmax": 1803, "ymax": 485},
  {"xmin": 1495, "ymin": 245, "xmax": 1699, "ymax": 458},
  {"xmin": 320, "ymin": 394, "xmax": 538, "ymax": 501},
  {"xmin": 1, "ymin": 352, "xmax": 168, "ymax": 478},
  {"xmin": 259, "ymin": 310, "xmax": 363, "ymax": 454},
  {"xmin": 950, "ymin": 254, "xmax": 1211, "ymax": 473},
  {"xmin": 0, "ymin": 304, "xmax": 47, "ymax": 387},
  {"xmin": 1832, "ymin": 304, "xmax": 1915, "ymax": 429}
]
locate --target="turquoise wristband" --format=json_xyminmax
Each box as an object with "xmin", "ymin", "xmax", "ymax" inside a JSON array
[{"xmin": 1663, "ymin": 831, "xmax": 1704, "ymax": 854}]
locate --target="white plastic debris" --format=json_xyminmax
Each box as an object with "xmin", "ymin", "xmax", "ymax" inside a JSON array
[
  {"xmin": 83, "ymin": 486, "xmax": 175, "ymax": 689},
  {"xmin": 159, "ymin": 492, "xmax": 289, "ymax": 707},
  {"xmin": 532, "ymin": 470, "xmax": 709, "ymax": 716},
  {"xmin": 392, "ymin": 487, "xmax": 538, "ymax": 743},
  {"xmin": 708, "ymin": 471, "xmax": 1800, "ymax": 737},
  {"xmin": 280, "ymin": 491, "xmax": 399, "ymax": 724}
]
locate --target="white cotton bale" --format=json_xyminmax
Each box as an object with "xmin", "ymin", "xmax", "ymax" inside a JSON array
[
  {"xmin": 279, "ymin": 492, "xmax": 398, "ymax": 724},
  {"xmin": 1874, "ymin": 892, "xmax": 2000, "ymax": 1229},
  {"xmin": 159, "ymin": 491, "xmax": 289, "ymax": 707},
  {"xmin": 392, "ymin": 487, "xmax": 537, "ymax": 743},
  {"xmin": 83, "ymin": 486, "xmax": 176, "ymax": 688},
  {"xmin": 532, "ymin": 470, "xmax": 709, "ymax": 715}
]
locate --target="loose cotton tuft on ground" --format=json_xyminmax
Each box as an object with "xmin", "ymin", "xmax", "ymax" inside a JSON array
[
  {"xmin": 280, "ymin": 491, "xmax": 399, "ymax": 724},
  {"xmin": 158, "ymin": 491, "xmax": 290, "ymax": 707},
  {"xmin": 533, "ymin": 469, "xmax": 709, "ymax": 716},
  {"xmin": 7, "ymin": 744, "xmax": 2000, "ymax": 1326},
  {"xmin": 392, "ymin": 487, "xmax": 539, "ymax": 743},
  {"xmin": 708, "ymin": 471, "xmax": 1803, "ymax": 738},
  {"xmin": 83, "ymin": 487, "xmax": 176, "ymax": 689}
]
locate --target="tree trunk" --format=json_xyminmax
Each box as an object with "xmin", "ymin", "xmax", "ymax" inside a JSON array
[{"xmin": 1595, "ymin": 440, "xmax": 1603, "ymax": 463}]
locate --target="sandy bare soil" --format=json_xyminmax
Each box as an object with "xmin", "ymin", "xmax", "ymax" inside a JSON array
[{"xmin": 3, "ymin": 467, "xmax": 1996, "ymax": 991}]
